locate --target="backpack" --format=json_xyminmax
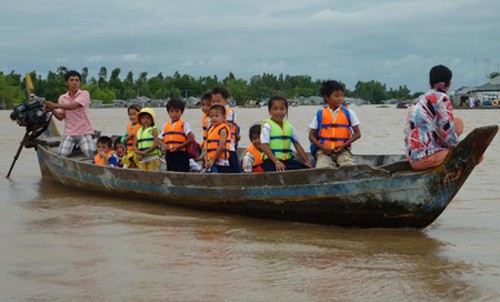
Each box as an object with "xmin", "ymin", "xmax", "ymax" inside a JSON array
[{"xmin": 187, "ymin": 133, "xmax": 201, "ymax": 159}]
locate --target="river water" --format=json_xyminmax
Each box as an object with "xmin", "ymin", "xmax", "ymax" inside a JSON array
[{"xmin": 0, "ymin": 105, "xmax": 499, "ymax": 301}]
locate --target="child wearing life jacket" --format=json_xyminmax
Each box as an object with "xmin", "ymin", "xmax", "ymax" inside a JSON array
[
  {"xmin": 261, "ymin": 96, "xmax": 312, "ymax": 172},
  {"xmin": 121, "ymin": 104, "xmax": 142, "ymax": 168},
  {"xmin": 159, "ymin": 99, "xmax": 195, "ymax": 172},
  {"xmin": 242, "ymin": 124, "xmax": 264, "ymax": 173},
  {"xmin": 204, "ymin": 104, "xmax": 232, "ymax": 173},
  {"xmin": 113, "ymin": 137, "xmax": 126, "ymax": 168},
  {"xmin": 134, "ymin": 108, "xmax": 161, "ymax": 171},
  {"xmin": 308, "ymin": 80, "xmax": 361, "ymax": 168},
  {"xmin": 93, "ymin": 136, "xmax": 119, "ymax": 167},
  {"xmin": 200, "ymin": 93, "xmax": 212, "ymax": 150},
  {"xmin": 211, "ymin": 86, "xmax": 242, "ymax": 173}
]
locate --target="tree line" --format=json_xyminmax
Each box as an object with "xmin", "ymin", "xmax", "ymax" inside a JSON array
[{"xmin": 0, "ymin": 66, "xmax": 421, "ymax": 109}]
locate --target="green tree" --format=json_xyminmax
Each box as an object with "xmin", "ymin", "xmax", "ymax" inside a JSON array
[
  {"xmin": 98, "ymin": 66, "xmax": 108, "ymax": 89},
  {"xmin": 0, "ymin": 73, "xmax": 25, "ymax": 108},
  {"xmin": 56, "ymin": 66, "xmax": 68, "ymax": 79},
  {"xmin": 354, "ymin": 80, "xmax": 388, "ymax": 103},
  {"xmin": 81, "ymin": 67, "xmax": 89, "ymax": 84},
  {"xmin": 84, "ymin": 84, "xmax": 116, "ymax": 103},
  {"xmin": 136, "ymin": 72, "xmax": 148, "ymax": 97},
  {"xmin": 226, "ymin": 78, "xmax": 249, "ymax": 105},
  {"xmin": 44, "ymin": 70, "xmax": 66, "ymax": 101},
  {"xmin": 109, "ymin": 68, "xmax": 122, "ymax": 99},
  {"xmin": 488, "ymin": 72, "xmax": 500, "ymax": 79},
  {"xmin": 169, "ymin": 87, "xmax": 182, "ymax": 99},
  {"xmin": 148, "ymin": 73, "xmax": 166, "ymax": 99}
]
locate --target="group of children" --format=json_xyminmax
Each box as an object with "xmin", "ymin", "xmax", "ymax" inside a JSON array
[{"xmin": 93, "ymin": 82, "xmax": 362, "ymax": 173}]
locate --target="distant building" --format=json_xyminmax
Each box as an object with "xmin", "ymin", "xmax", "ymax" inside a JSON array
[
  {"xmin": 183, "ymin": 96, "xmax": 200, "ymax": 107},
  {"xmin": 453, "ymin": 76, "xmax": 500, "ymax": 107},
  {"xmin": 90, "ymin": 100, "xmax": 103, "ymax": 108},
  {"xmin": 129, "ymin": 96, "xmax": 151, "ymax": 108}
]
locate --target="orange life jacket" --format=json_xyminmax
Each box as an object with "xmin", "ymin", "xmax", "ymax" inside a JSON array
[
  {"xmin": 126, "ymin": 123, "xmax": 141, "ymax": 151},
  {"xmin": 243, "ymin": 144, "xmax": 264, "ymax": 172},
  {"xmin": 162, "ymin": 120, "xmax": 187, "ymax": 151},
  {"xmin": 94, "ymin": 150, "xmax": 113, "ymax": 166},
  {"xmin": 318, "ymin": 107, "xmax": 352, "ymax": 149},
  {"xmin": 206, "ymin": 123, "xmax": 231, "ymax": 161},
  {"xmin": 201, "ymin": 113, "xmax": 209, "ymax": 148},
  {"xmin": 226, "ymin": 108, "xmax": 238, "ymax": 143}
]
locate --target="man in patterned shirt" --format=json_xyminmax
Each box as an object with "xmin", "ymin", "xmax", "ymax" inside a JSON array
[{"xmin": 404, "ymin": 65, "xmax": 464, "ymax": 170}]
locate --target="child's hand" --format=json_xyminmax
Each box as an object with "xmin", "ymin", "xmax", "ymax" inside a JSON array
[
  {"xmin": 334, "ymin": 145, "xmax": 346, "ymax": 153},
  {"xmin": 304, "ymin": 160, "xmax": 313, "ymax": 168},
  {"xmin": 170, "ymin": 146, "xmax": 180, "ymax": 152},
  {"xmin": 99, "ymin": 151, "xmax": 107, "ymax": 157},
  {"xmin": 206, "ymin": 158, "xmax": 215, "ymax": 169},
  {"xmin": 321, "ymin": 146, "xmax": 334, "ymax": 156},
  {"xmin": 274, "ymin": 160, "xmax": 286, "ymax": 171}
]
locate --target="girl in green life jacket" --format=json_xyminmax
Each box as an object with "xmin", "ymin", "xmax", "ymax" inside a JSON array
[{"xmin": 260, "ymin": 96, "xmax": 312, "ymax": 172}]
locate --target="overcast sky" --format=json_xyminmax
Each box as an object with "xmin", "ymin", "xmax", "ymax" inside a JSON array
[{"xmin": 1, "ymin": 0, "xmax": 499, "ymax": 93}]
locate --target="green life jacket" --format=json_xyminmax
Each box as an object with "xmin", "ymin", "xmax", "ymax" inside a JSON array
[
  {"xmin": 136, "ymin": 126, "xmax": 160, "ymax": 157},
  {"xmin": 263, "ymin": 118, "xmax": 294, "ymax": 160}
]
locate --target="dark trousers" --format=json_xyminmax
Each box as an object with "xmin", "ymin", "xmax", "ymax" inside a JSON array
[
  {"xmin": 262, "ymin": 158, "xmax": 309, "ymax": 172},
  {"xmin": 215, "ymin": 165, "xmax": 232, "ymax": 173},
  {"xmin": 165, "ymin": 151, "xmax": 190, "ymax": 172},
  {"xmin": 228, "ymin": 150, "xmax": 242, "ymax": 173}
]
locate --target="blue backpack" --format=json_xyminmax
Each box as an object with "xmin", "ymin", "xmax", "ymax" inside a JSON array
[{"xmin": 310, "ymin": 107, "xmax": 351, "ymax": 161}]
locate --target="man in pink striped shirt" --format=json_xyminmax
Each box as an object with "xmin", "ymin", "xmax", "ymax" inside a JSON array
[{"xmin": 45, "ymin": 70, "xmax": 95, "ymax": 158}]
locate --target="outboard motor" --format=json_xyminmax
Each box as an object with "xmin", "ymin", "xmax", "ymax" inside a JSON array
[
  {"xmin": 10, "ymin": 94, "xmax": 50, "ymax": 131},
  {"xmin": 7, "ymin": 76, "xmax": 53, "ymax": 178}
]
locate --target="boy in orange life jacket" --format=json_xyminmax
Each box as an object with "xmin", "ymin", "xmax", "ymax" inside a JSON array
[
  {"xmin": 200, "ymin": 93, "xmax": 212, "ymax": 149},
  {"xmin": 93, "ymin": 136, "xmax": 119, "ymax": 167},
  {"xmin": 159, "ymin": 99, "xmax": 195, "ymax": 172},
  {"xmin": 204, "ymin": 105, "xmax": 232, "ymax": 173},
  {"xmin": 211, "ymin": 86, "xmax": 242, "ymax": 173},
  {"xmin": 242, "ymin": 124, "xmax": 264, "ymax": 173},
  {"xmin": 309, "ymin": 80, "xmax": 361, "ymax": 168}
]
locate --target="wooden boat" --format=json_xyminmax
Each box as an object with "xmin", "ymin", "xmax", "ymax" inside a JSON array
[{"xmin": 33, "ymin": 125, "xmax": 497, "ymax": 229}]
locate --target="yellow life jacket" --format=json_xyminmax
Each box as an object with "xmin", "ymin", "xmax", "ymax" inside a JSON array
[{"xmin": 136, "ymin": 126, "xmax": 160, "ymax": 157}]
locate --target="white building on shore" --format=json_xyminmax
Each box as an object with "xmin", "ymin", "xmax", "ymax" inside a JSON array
[{"xmin": 452, "ymin": 76, "xmax": 500, "ymax": 107}]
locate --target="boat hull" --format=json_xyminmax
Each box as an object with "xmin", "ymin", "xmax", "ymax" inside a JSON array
[{"xmin": 35, "ymin": 126, "xmax": 498, "ymax": 228}]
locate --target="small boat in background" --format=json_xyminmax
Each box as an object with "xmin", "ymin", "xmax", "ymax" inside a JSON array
[{"xmin": 396, "ymin": 101, "xmax": 409, "ymax": 109}]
